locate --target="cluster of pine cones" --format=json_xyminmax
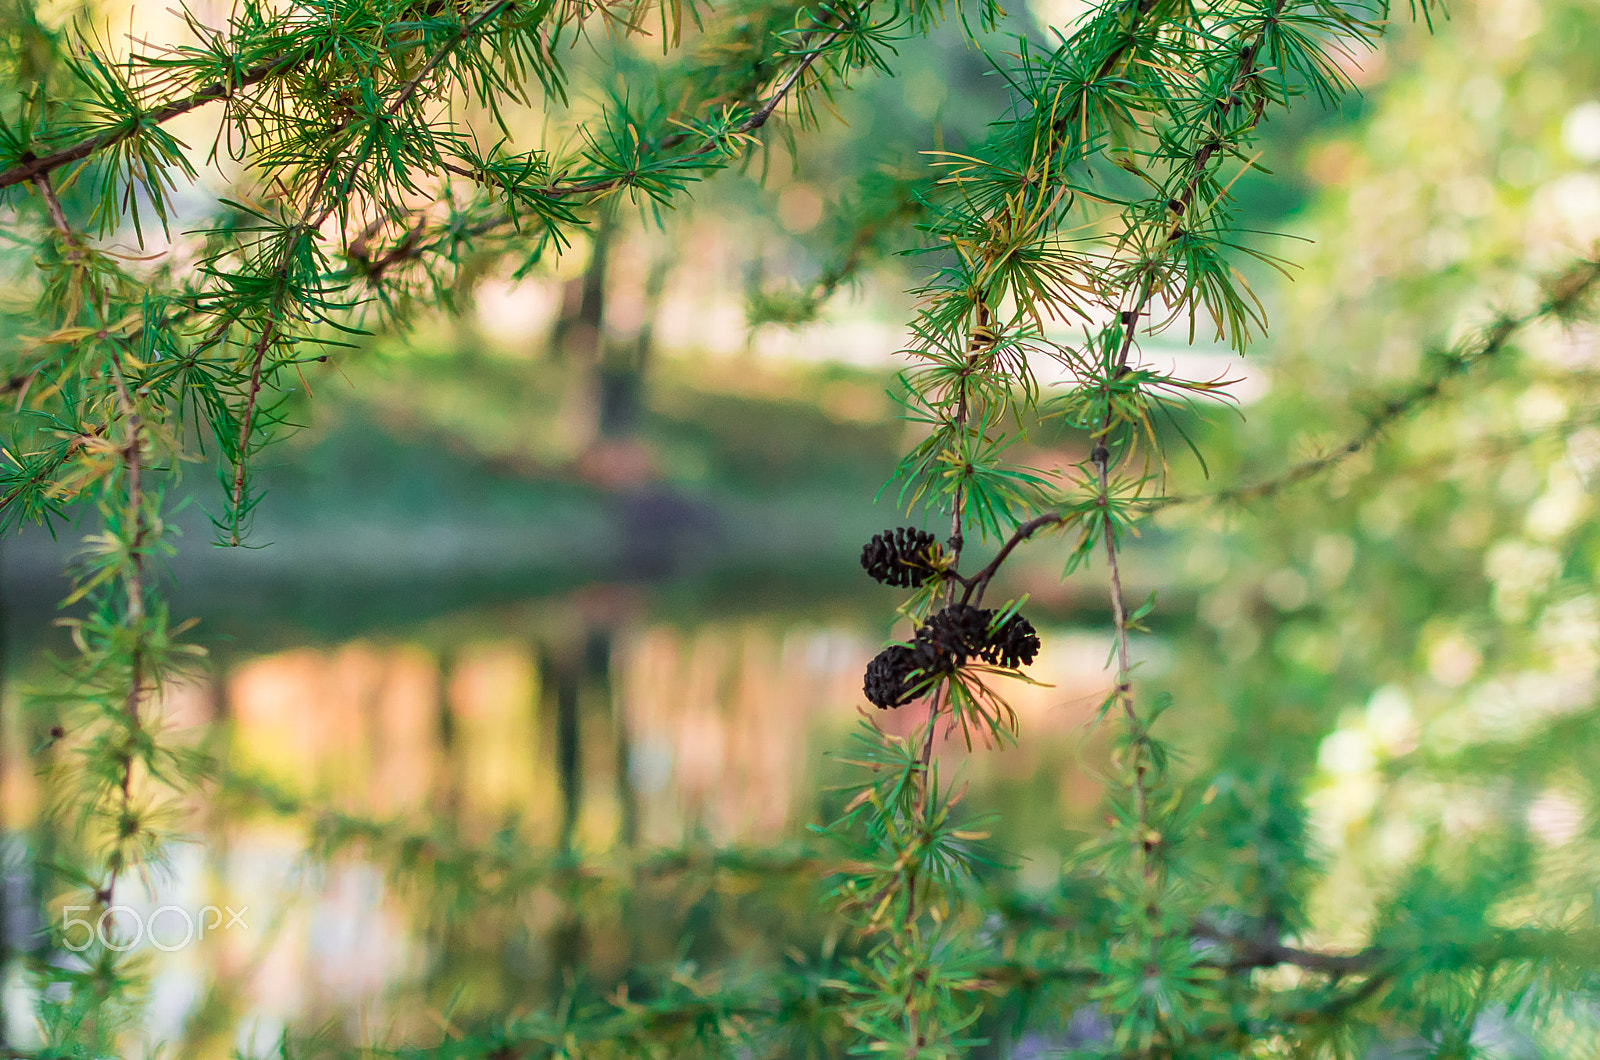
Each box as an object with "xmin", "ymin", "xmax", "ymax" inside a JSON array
[{"xmin": 859, "ymin": 527, "xmax": 1043, "ymax": 710}]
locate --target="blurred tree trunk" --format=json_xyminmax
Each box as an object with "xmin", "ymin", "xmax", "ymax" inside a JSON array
[
  {"xmin": 436, "ymin": 646, "xmax": 462, "ymax": 824},
  {"xmin": 24, "ymin": 691, "xmax": 56, "ymax": 1011},
  {"xmin": 548, "ymin": 210, "xmax": 675, "ymax": 448},
  {"xmin": 548, "ymin": 209, "xmax": 615, "ymax": 366},
  {"xmin": 597, "ymin": 251, "xmax": 672, "ymax": 438},
  {"xmin": 602, "ymin": 636, "xmax": 640, "ymax": 850},
  {"xmin": 540, "ymin": 644, "xmax": 588, "ymax": 997},
  {"xmin": 556, "ymin": 667, "xmax": 581, "ymax": 853}
]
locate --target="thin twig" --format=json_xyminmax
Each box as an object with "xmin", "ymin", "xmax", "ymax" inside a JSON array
[
  {"xmin": 542, "ymin": 27, "xmax": 842, "ymax": 198},
  {"xmin": 1151, "ymin": 256, "xmax": 1600, "ymax": 510},
  {"xmin": 33, "ymin": 172, "xmax": 71, "ymax": 237},
  {"xmin": 227, "ymin": 323, "xmax": 275, "ymax": 544},
  {"xmin": 963, "ymin": 512, "xmax": 1067, "ymax": 606},
  {"xmin": 1210, "ymin": 931, "xmax": 1382, "ymax": 976},
  {"xmin": 928, "ymin": 260, "xmax": 1600, "ymax": 579},
  {"xmin": 1108, "ymin": 0, "xmax": 1282, "ymax": 374},
  {"xmin": 1095, "ymin": 446, "xmax": 1149, "ymax": 858},
  {"xmin": 388, "ymin": 0, "xmax": 516, "ymax": 117}
]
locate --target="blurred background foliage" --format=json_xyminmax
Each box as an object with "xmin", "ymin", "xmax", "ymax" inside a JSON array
[{"xmin": 3, "ymin": 0, "xmax": 1600, "ymax": 1054}]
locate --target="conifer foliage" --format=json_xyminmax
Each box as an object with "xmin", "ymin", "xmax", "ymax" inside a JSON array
[{"xmin": 1, "ymin": 0, "xmax": 1599, "ymax": 1054}]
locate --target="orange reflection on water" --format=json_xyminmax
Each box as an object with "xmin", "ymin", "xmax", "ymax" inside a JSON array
[{"xmin": 211, "ymin": 618, "xmax": 1125, "ymax": 844}]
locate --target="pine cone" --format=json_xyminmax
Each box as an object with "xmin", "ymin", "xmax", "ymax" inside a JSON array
[
  {"xmin": 906, "ymin": 637, "xmax": 952, "ymax": 680},
  {"xmin": 864, "ymin": 645, "xmax": 917, "ymax": 709},
  {"xmin": 917, "ymin": 603, "xmax": 992, "ymax": 665},
  {"xmin": 862, "ymin": 635, "xmax": 952, "ymax": 709},
  {"xmin": 860, "ymin": 527, "xmax": 941, "ymax": 588},
  {"xmin": 982, "ymin": 613, "xmax": 1041, "ymax": 669}
]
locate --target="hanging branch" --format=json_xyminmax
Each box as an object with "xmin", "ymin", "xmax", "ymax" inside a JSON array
[
  {"xmin": 34, "ymin": 162, "xmax": 150, "ymax": 925},
  {"xmin": 897, "ymin": 299, "xmax": 992, "ymax": 1057},
  {"xmin": 1078, "ymin": 7, "xmax": 1295, "ymax": 948},
  {"xmin": 0, "ymin": 0, "xmax": 685, "ymax": 196},
  {"xmin": 0, "ymin": 56, "xmax": 298, "ymax": 192},
  {"xmin": 221, "ymin": 1, "xmax": 521, "ymax": 542},
  {"xmin": 340, "ymin": 7, "xmax": 860, "ymax": 292},
  {"xmin": 101, "ymin": 356, "xmax": 146, "ymax": 916},
  {"xmin": 22, "ymin": 158, "xmax": 169, "ymax": 1056}
]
